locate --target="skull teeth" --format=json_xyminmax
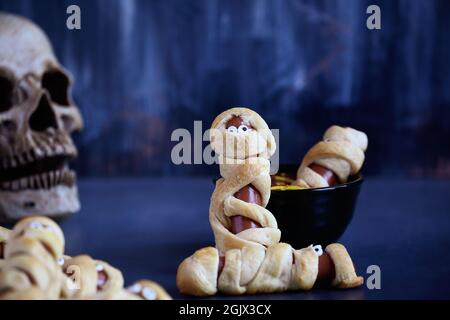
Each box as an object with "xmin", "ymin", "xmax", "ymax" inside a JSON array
[
  {"xmin": 0, "ymin": 141, "xmax": 77, "ymax": 171},
  {"xmin": 35, "ymin": 174, "xmax": 42, "ymax": 189},
  {"xmin": 25, "ymin": 151, "xmax": 34, "ymax": 163},
  {"xmin": 41, "ymin": 173, "xmax": 48, "ymax": 189},
  {"xmin": 0, "ymin": 169, "xmax": 76, "ymax": 191},
  {"xmin": 49, "ymin": 171, "xmax": 54, "ymax": 186},
  {"xmin": 32, "ymin": 148, "xmax": 45, "ymax": 160},
  {"xmin": 0, "ymin": 137, "xmax": 78, "ymax": 193},
  {"xmin": 17, "ymin": 155, "xmax": 26, "ymax": 165},
  {"xmin": 29, "ymin": 176, "xmax": 35, "ymax": 188},
  {"xmin": 20, "ymin": 177, "xmax": 27, "ymax": 189},
  {"xmin": 54, "ymin": 144, "xmax": 64, "ymax": 155},
  {"xmin": 11, "ymin": 180, "xmax": 19, "ymax": 191}
]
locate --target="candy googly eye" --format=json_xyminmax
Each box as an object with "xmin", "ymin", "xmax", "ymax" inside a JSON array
[
  {"xmin": 127, "ymin": 284, "xmax": 142, "ymax": 293},
  {"xmin": 238, "ymin": 125, "xmax": 251, "ymax": 134},
  {"xmin": 30, "ymin": 221, "xmax": 42, "ymax": 229},
  {"xmin": 57, "ymin": 257, "xmax": 65, "ymax": 266},
  {"xmin": 95, "ymin": 263, "xmax": 104, "ymax": 272},
  {"xmin": 227, "ymin": 126, "xmax": 238, "ymax": 133},
  {"xmin": 141, "ymin": 287, "xmax": 157, "ymax": 300},
  {"xmin": 312, "ymin": 245, "xmax": 323, "ymax": 256}
]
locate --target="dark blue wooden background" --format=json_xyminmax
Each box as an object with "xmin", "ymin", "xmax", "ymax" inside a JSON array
[{"xmin": 1, "ymin": 0, "xmax": 449, "ymax": 177}]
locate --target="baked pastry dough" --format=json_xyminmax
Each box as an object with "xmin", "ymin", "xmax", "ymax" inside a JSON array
[
  {"xmin": 0, "ymin": 226, "xmax": 10, "ymax": 261},
  {"xmin": 293, "ymin": 126, "xmax": 368, "ymax": 188},
  {"xmin": 0, "ymin": 216, "xmax": 171, "ymax": 300},
  {"xmin": 209, "ymin": 107, "xmax": 280, "ymax": 254},
  {"xmin": 61, "ymin": 255, "xmax": 172, "ymax": 300},
  {"xmin": 0, "ymin": 217, "xmax": 65, "ymax": 299},
  {"xmin": 61, "ymin": 255, "xmax": 123, "ymax": 299},
  {"xmin": 177, "ymin": 108, "xmax": 363, "ymax": 296},
  {"xmin": 177, "ymin": 243, "xmax": 363, "ymax": 296},
  {"xmin": 0, "ymin": 226, "xmax": 9, "ymax": 242}
]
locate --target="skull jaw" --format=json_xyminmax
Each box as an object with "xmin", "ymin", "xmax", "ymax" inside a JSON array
[{"xmin": 0, "ymin": 185, "xmax": 80, "ymax": 222}]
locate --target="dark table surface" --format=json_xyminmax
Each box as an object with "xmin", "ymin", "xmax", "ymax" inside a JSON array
[{"xmin": 58, "ymin": 177, "xmax": 450, "ymax": 300}]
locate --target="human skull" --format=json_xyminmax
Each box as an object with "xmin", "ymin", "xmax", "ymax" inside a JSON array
[{"xmin": 0, "ymin": 13, "xmax": 83, "ymax": 222}]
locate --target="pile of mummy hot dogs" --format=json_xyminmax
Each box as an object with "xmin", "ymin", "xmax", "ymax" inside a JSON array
[{"xmin": 0, "ymin": 107, "xmax": 368, "ymax": 299}]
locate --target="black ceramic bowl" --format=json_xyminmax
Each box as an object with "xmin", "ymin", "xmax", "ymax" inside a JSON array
[{"xmin": 267, "ymin": 164, "xmax": 363, "ymax": 248}]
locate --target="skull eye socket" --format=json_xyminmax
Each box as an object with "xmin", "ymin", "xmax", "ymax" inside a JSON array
[
  {"xmin": 0, "ymin": 75, "xmax": 14, "ymax": 112},
  {"xmin": 41, "ymin": 70, "xmax": 71, "ymax": 106}
]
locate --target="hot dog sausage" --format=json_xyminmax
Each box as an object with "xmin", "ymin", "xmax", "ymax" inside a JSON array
[
  {"xmin": 308, "ymin": 163, "xmax": 339, "ymax": 186},
  {"xmin": 220, "ymin": 249, "xmax": 338, "ymax": 282},
  {"xmin": 225, "ymin": 116, "xmax": 261, "ymax": 234},
  {"xmin": 97, "ymin": 270, "xmax": 108, "ymax": 290},
  {"xmin": 315, "ymin": 252, "xmax": 336, "ymax": 286}
]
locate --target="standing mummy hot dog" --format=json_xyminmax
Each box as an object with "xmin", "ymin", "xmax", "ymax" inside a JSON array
[
  {"xmin": 208, "ymin": 108, "xmax": 279, "ymax": 254},
  {"xmin": 293, "ymin": 126, "xmax": 368, "ymax": 188},
  {"xmin": 176, "ymin": 108, "xmax": 363, "ymax": 296}
]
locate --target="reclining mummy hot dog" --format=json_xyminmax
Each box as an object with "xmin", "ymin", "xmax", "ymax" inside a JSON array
[
  {"xmin": 177, "ymin": 242, "xmax": 362, "ymax": 296},
  {"xmin": 176, "ymin": 108, "xmax": 363, "ymax": 296}
]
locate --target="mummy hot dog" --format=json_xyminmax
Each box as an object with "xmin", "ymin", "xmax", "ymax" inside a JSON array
[
  {"xmin": 293, "ymin": 126, "xmax": 368, "ymax": 188},
  {"xmin": 60, "ymin": 255, "xmax": 123, "ymax": 299},
  {"xmin": 208, "ymin": 108, "xmax": 279, "ymax": 254},
  {"xmin": 177, "ymin": 108, "xmax": 363, "ymax": 296},
  {"xmin": 0, "ymin": 217, "xmax": 65, "ymax": 299},
  {"xmin": 61, "ymin": 255, "xmax": 171, "ymax": 300},
  {"xmin": 177, "ymin": 243, "xmax": 363, "ymax": 296},
  {"xmin": 0, "ymin": 216, "xmax": 171, "ymax": 300}
]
